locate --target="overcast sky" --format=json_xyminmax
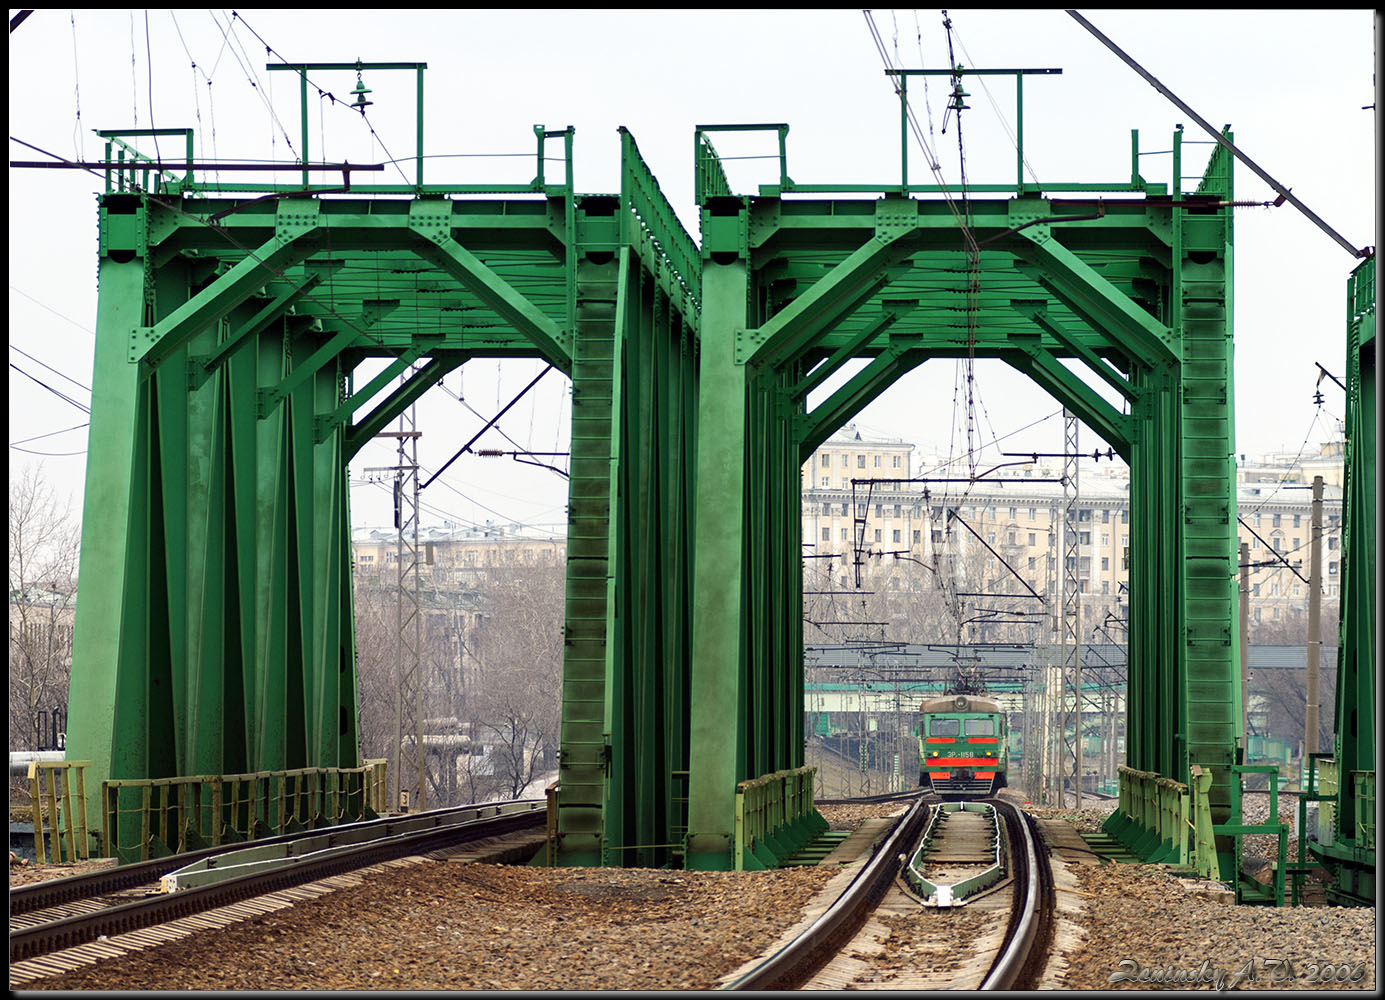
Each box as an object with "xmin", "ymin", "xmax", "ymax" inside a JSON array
[{"xmin": 8, "ymin": 9, "xmax": 1376, "ymax": 535}]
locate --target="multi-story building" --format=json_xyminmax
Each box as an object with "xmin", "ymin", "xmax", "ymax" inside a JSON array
[
  {"xmin": 351, "ymin": 522, "xmax": 567, "ymax": 586},
  {"xmin": 801, "ymin": 426, "xmax": 1343, "ymax": 629}
]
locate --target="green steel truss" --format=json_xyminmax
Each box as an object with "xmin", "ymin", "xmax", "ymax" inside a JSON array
[
  {"xmin": 1311, "ymin": 255, "xmax": 1375, "ymax": 903},
  {"xmin": 67, "ymin": 118, "xmax": 1243, "ymax": 876}
]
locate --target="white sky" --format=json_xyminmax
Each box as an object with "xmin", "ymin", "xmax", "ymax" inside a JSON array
[{"xmin": 8, "ymin": 9, "xmax": 1377, "ymax": 535}]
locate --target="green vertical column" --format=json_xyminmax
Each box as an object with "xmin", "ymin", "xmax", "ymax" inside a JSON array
[
  {"xmin": 65, "ymin": 252, "xmax": 150, "ymax": 835},
  {"xmin": 686, "ymin": 259, "xmax": 749, "ymax": 870},
  {"xmin": 556, "ymin": 250, "xmax": 620, "ymax": 865},
  {"xmin": 1178, "ymin": 139, "xmax": 1239, "ymax": 879}
]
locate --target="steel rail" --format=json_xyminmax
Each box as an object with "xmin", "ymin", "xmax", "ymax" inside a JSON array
[
  {"xmin": 979, "ymin": 802, "xmax": 1047, "ymax": 990},
  {"xmin": 9, "ymin": 801, "xmax": 544, "ymax": 963},
  {"xmin": 724, "ymin": 795, "xmax": 931, "ymax": 990},
  {"xmin": 9, "ymin": 797, "xmax": 539, "ymax": 917}
]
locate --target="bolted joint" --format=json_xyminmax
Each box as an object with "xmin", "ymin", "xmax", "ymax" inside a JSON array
[{"xmin": 407, "ymin": 199, "xmax": 454, "ymax": 243}]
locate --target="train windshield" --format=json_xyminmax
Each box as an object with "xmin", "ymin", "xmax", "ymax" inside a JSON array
[
  {"xmin": 964, "ymin": 718, "xmax": 995, "ymax": 736},
  {"xmin": 929, "ymin": 718, "xmax": 960, "ymax": 737}
]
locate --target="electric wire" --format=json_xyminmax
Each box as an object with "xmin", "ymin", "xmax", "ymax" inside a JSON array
[
  {"xmin": 9, "ymin": 422, "xmax": 89, "ymax": 447},
  {"xmin": 8, "ymin": 285, "xmax": 94, "ymax": 336},
  {"xmin": 9, "ymin": 363, "xmax": 91, "ymax": 415},
  {"xmin": 9, "ymin": 345, "xmax": 91, "ymax": 393}
]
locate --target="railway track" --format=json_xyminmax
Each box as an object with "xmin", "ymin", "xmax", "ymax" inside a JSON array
[
  {"xmin": 725, "ymin": 797, "xmax": 1051, "ymax": 990},
  {"xmin": 9, "ymin": 799, "xmax": 545, "ymax": 982}
]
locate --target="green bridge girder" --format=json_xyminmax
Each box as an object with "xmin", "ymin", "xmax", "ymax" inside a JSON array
[{"xmin": 66, "ymin": 120, "xmax": 1244, "ymax": 877}]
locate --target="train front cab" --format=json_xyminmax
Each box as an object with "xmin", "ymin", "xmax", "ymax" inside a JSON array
[{"xmin": 921, "ymin": 711, "xmax": 1006, "ymax": 797}]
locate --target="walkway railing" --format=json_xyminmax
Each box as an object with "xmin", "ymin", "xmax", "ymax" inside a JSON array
[
  {"xmin": 28, "ymin": 760, "xmax": 93, "ymax": 864},
  {"xmin": 733, "ymin": 765, "xmax": 828, "ymax": 870},
  {"xmin": 1102, "ymin": 765, "xmax": 1190, "ymax": 866},
  {"xmin": 101, "ymin": 760, "xmax": 389, "ymax": 863}
]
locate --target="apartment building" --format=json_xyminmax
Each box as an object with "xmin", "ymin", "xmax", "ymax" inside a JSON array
[{"xmin": 801, "ymin": 426, "xmax": 1343, "ymax": 625}]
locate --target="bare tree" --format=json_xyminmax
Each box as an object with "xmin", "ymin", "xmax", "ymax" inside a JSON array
[
  {"xmin": 468, "ymin": 563, "xmax": 564, "ymax": 799},
  {"xmin": 8, "ymin": 465, "xmax": 80, "ymax": 755}
]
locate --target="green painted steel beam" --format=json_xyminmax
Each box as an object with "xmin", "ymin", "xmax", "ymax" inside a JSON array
[
  {"xmin": 320, "ymin": 347, "xmax": 428, "ymax": 444},
  {"xmin": 344, "ymin": 352, "xmax": 466, "ymax": 458},
  {"xmin": 135, "ymin": 230, "xmax": 319, "ymax": 373},
  {"xmin": 686, "ymin": 259, "xmax": 749, "ymax": 870},
  {"xmin": 1000, "ymin": 346, "xmax": 1134, "ymax": 459},
  {"xmin": 1013, "ymin": 303, "xmax": 1142, "ymax": 404},
  {"xmin": 791, "ymin": 310, "xmax": 906, "ymax": 402},
  {"xmin": 1011, "ymin": 229, "xmax": 1178, "ymax": 367},
  {"xmin": 798, "ymin": 346, "xmax": 925, "ymax": 461},
  {"xmin": 407, "ymin": 208, "xmax": 570, "ymax": 370},
  {"xmin": 197, "ymin": 275, "xmax": 323, "ymax": 381},
  {"xmin": 741, "ymin": 235, "xmax": 911, "ymax": 367}
]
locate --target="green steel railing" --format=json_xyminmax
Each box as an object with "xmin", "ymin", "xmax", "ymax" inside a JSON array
[
  {"xmin": 1104, "ymin": 765, "xmax": 1190, "ymax": 867},
  {"xmin": 1352, "ymin": 771, "xmax": 1375, "ymax": 851},
  {"xmin": 732, "ymin": 765, "xmax": 827, "ymax": 870},
  {"xmin": 102, "ymin": 760, "xmax": 389, "ymax": 863}
]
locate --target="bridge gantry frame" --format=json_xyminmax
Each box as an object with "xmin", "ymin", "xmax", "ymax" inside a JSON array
[{"xmin": 65, "ymin": 102, "xmax": 1243, "ymax": 877}]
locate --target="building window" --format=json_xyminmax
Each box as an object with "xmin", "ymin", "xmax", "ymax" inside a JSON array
[
  {"xmin": 841, "ymin": 503, "xmax": 849, "ymax": 516},
  {"xmin": 841, "ymin": 528, "xmax": 848, "ymax": 541},
  {"xmin": 1101, "ymin": 533, "xmax": 1109, "ymax": 546},
  {"xmin": 1329, "ymin": 561, "xmax": 1338, "ymax": 575},
  {"xmin": 1121, "ymin": 510, "xmax": 1129, "ymax": 524},
  {"xmin": 1008, "ymin": 531, "xmax": 1016, "ymax": 544},
  {"xmin": 1029, "ymin": 508, "xmax": 1036, "ymax": 520},
  {"xmin": 1272, "ymin": 513, "xmax": 1281, "ymax": 527},
  {"xmin": 874, "ymin": 529, "xmax": 882, "ymax": 542},
  {"xmin": 821, "ymin": 477, "xmax": 830, "ymax": 487},
  {"xmin": 913, "ymin": 530, "xmax": 920, "ymax": 543},
  {"xmin": 822, "ymin": 527, "xmax": 830, "ymax": 542},
  {"xmin": 1102, "ymin": 580, "xmax": 1110, "ymax": 594},
  {"xmin": 1009, "ymin": 507, "xmax": 1017, "ymax": 519},
  {"xmin": 1028, "ymin": 557, "xmax": 1036, "ymax": 569},
  {"xmin": 842, "ymin": 454, "xmax": 849, "ymax": 467},
  {"xmin": 822, "ymin": 503, "xmax": 831, "ymax": 515},
  {"xmin": 987, "ymin": 532, "xmax": 996, "ymax": 543},
  {"xmin": 1028, "ymin": 533, "xmax": 1036, "ymax": 546},
  {"xmin": 1101, "ymin": 556, "xmax": 1109, "ymax": 571},
  {"xmin": 1252, "ymin": 537, "xmax": 1259, "ymax": 550},
  {"xmin": 893, "ymin": 504, "xmax": 902, "ymax": 518},
  {"xmin": 1293, "ymin": 514, "xmax": 1301, "ymax": 527},
  {"xmin": 892, "ymin": 455, "xmax": 901, "ymax": 468},
  {"xmin": 856, "ymin": 504, "xmax": 866, "ymax": 517},
  {"xmin": 1293, "ymin": 583, "xmax": 1301, "ymax": 597},
  {"xmin": 821, "ymin": 453, "xmax": 830, "ymax": 467},
  {"xmin": 841, "ymin": 478, "xmax": 849, "ymax": 489},
  {"xmin": 1255, "ymin": 514, "xmax": 1262, "ymax": 528},
  {"xmin": 892, "ymin": 529, "xmax": 901, "ymax": 543},
  {"xmin": 1293, "ymin": 537, "xmax": 1300, "ymax": 549},
  {"xmin": 857, "ymin": 454, "xmax": 866, "ymax": 468},
  {"xmin": 932, "ymin": 530, "xmax": 942, "ymax": 543},
  {"xmin": 874, "ymin": 504, "xmax": 883, "ymax": 518},
  {"xmin": 874, "ymin": 455, "xmax": 882, "ymax": 468},
  {"xmin": 541, "ymin": 550, "xmax": 551, "ymax": 562},
  {"xmin": 1253, "ymin": 583, "xmax": 1261, "ymax": 596},
  {"xmin": 1102, "ymin": 509, "xmax": 1110, "ymax": 524},
  {"xmin": 1080, "ymin": 531, "xmax": 1091, "ymax": 545},
  {"xmin": 1272, "ymin": 607, "xmax": 1281, "ymax": 620},
  {"xmin": 1328, "ymin": 536, "xmax": 1338, "ymax": 551}
]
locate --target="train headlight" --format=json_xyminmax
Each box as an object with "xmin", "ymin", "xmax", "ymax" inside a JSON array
[{"xmin": 930, "ymin": 750, "xmax": 939, "ymax": 757}]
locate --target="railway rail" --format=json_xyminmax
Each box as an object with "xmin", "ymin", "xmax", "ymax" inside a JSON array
[
  {"xmin": 9, "ymin": 799, "xmax": 545, "ymax": 973},
  {"xmin": 725, "ymin": 796, "xmax": 1051, "ymax": 990}
]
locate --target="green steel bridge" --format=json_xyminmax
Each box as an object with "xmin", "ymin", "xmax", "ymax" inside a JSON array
[{"xmin": 54, "ymin": 68, "xmax": 1373, "ymax": 902}]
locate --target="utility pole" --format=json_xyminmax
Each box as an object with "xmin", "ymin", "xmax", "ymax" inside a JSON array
[
  {"xmin": 1305, "ymin": 475, "xmax": 1324, "ymax": 762},
  {"xmin": 1060, "ymin": 409, "xmax": 1080, "ymax": 807},
  {"xmin": 1239, "ymin": 541, "xmax": 1251, "ymax": 757},
  {"xmin": 382, "ymin": 404, "xmax": 424, "ymax": 813}
]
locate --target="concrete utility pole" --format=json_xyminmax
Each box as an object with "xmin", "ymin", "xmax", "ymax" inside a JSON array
[
  {"xmin": 1239, "ymin": 541, "xmax": 1251, "ymax": 757},
  {"xmin": 1305, "ymin": 475, "xmax": 1324, "ymax": 760}
]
